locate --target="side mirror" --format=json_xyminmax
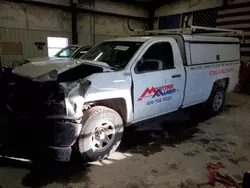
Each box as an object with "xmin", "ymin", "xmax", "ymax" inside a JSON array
[{"xmin": 137, "ymin": 59, "xmax": 163, "ymax": 72}]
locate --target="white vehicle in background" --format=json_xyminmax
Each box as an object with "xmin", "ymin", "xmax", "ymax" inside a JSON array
[
  {"xmin": 26, "ymin": 45, "xmax": 93, "ymax": 62},
  {"xmin": 7, "ymin": 26, "xmax": 241, "ymax": 162}
]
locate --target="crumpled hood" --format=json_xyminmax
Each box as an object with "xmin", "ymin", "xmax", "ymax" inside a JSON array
[
  {"xmin": 13, "ymin": 58, "xmax": 76, "ymax": 79},
  {"xmin": 13, "ymin": 59, "xmax": 112, "ymax": 80}
]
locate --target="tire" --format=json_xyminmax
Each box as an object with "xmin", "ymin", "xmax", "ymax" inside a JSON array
[
  {"xmin": 205, "ymin": 86, "xmax": 225, "ymax": 116},
  {"xmin": 77, "ymin": 106, "xmax": 124, "ymax": 162}
]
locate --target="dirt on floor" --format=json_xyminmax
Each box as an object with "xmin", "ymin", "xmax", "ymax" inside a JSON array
[{"xmin": 0, "ymin": 93, "xmax": 249, "ymax": 188}]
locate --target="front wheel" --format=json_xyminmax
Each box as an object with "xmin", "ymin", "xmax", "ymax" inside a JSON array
[
  {"xmin": 77, "ymin": 106, "xmax": 124, "ymax": 162},
  {"xmin": 205, "ymin": 86, "xmax": 225, "ymax": 115}
]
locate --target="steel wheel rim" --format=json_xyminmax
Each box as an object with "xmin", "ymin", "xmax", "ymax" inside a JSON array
[
  {"xmin": 213, "ymin": 92, "xmax": 223, "ymax": 111},
  {"xmin": 90, "ymin": 120, "xmax": 116, "ymax": 152}
]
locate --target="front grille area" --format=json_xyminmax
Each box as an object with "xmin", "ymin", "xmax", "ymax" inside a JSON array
[{"xmin": 8, "ymin": 76, "xmax": 66, "ymax": 117}]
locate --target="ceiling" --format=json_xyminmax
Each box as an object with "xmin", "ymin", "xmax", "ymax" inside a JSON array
[
  {"xmin": 113, "ymin": 0, "xmax": 169, "ymax": 7},
  {"xmin": 131, "ymin": 0, "xmax": 159, "ymax": 2},
  {"xmin": 116, "ymin": 0, "xmax": 161, "ymax": 3}
]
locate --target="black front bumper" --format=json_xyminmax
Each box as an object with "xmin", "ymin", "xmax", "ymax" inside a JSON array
[
  {"xmin": 0, "ymin": 144, "xmax": 72, "ymax": 161},
  {"xmin": 1, "ymin": 116, "xmax": 82, "ymax": 161}
]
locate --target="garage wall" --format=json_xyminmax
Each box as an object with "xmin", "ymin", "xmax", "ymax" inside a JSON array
[
  {"xmin": 155, "ymin": 0, "xmax": 223, "ymax": 17},
  {"xmin": 21, "ymin": 0, "xmax": 71, "ymax": 6},
  {"xmin": 77, "ymin": 0, "xmax": 147, "ymax": 45},
  {"xmin": 0, "ymin": 0, "xmax": 147, "ymax": 67},
  {"xmin": 79, "ymin": 0, "xmax": 147, "ymax": 18},
  {"xmin": 77, "ymin": 13, "xmax": 147, "ymax": 45},
  {"xmin": 0, "ymin": 1, "xmax": 71, "ymax": 67},
  {"xmin": 155, "ymin": 0, "xmax": 250, "ymax": 17},
  {"xmin": 154, "ymin": 0, "xmax": 250, "ymax": 62},
  {"xmin": 154, "ymin": 0, "xmax": 224, "ymax": 31}
]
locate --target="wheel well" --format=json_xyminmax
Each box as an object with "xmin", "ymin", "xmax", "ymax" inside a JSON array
[
  {"xmin": 214, "ymin": 78, "xmax": 229, "ymax": 91},
  {"xmin": 87, "ymin": 98, "xmax": 127, "ymax": 123}
]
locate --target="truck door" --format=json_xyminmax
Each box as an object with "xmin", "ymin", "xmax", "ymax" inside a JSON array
[{"xmin": 131, "ymin": 39, "xmax": 185, "ymax": 122}]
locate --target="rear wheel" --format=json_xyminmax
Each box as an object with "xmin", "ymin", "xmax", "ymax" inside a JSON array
[
  {"xmin": 205, "ymin": 86, "xmax": 225, "ymax": 115},
  {"xmin": 77, "ymin": 106, "xmax": 123, "ymax": 162}
]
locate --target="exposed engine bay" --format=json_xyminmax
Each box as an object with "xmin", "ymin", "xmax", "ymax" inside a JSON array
[{"xmin": 8, "ymin": 62, "xmax": 110, "ymax": 120}]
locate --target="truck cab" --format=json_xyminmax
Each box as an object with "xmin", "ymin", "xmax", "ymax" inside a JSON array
[{"xmin": 82, "ymin": 35, "xmax": 239, "ymax": 124}]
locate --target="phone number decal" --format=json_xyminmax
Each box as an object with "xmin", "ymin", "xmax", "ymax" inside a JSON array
[{"xmin": 146, "ymin": 96, "xmax": 172, "ymax": 106}]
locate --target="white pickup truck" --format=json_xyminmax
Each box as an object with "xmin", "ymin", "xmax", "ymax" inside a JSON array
[{"xmin": 7, "ymin": 33, "xmax": 240, "ymax": 162}]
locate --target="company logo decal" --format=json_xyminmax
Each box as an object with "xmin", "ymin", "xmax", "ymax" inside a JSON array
[{"xmin": 138, "ymin": 84, "xmax": 176, "ymax": 101}]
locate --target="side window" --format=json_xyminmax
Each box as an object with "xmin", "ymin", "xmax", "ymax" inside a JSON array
[
  {"xmin": 135, "ymin": 42, "xmax": 174, "ymax": 73},
  {"xmin": 59, "ymin": 48, "xmax": 74, "ymax": 57}
]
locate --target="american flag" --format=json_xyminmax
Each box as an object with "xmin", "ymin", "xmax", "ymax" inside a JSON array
[
  {"xmin": 193, "ymin": 9, "xmax": 217, "ymax": 29},
  {"xmin": 182, "ymin": 3, "xmax": 250, "ymax": 62},
  {"xmin": 216, "ymin": 3, "xmax": 250, "ymax": 62}
]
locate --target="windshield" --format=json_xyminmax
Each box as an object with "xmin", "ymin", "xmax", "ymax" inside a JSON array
[
  {"xmin": 82, "ymin": 41, "xmax": 143, "ymax": 69},
  {"xmin": 55, "ymin": 46, "xmax": 79, "ymax": 57}
]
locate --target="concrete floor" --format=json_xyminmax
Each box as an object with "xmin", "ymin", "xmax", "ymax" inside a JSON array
[{"xmin": 0, "ymin": 93, "xmax": 249, "ymax": 188}]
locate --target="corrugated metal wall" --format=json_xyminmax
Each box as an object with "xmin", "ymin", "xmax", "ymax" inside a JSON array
[
  {"xmin": 0, "ymin": 0, "xmax": 147, "ymax": 67},
  {"xmin": 77, "ymin": 13, "xmax": 147, "ymax": 45},
  {"xmin": 154, "ymin": 0, "xmax": 250, "ymax": 62},
  {"xmin": 0, "ymin": 27, "xmax": 71, "ymax": 67},
  {"xmin": 0, "ymin": 1, "xmax": 72, "ymax": 67},
  {"xmin": 28, "ymin": 0, "xmax": 70, "ymax": 6}
]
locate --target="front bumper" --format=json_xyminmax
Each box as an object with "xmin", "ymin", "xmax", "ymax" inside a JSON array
[
  {"xmin": 1, "ymin": 115, "xmax": 82, "ymax": 161},
  {"xmin": 0, "ymin": 145, "xmax": 72, "ymax": 161}
]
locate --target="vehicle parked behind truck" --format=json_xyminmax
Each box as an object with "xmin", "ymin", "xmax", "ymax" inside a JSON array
[
  {"xmin": 5, "ymin": 26, "xmax": 241, "ymax": 162},
  {"xmin": 26, "ymin": 45, "xmax": 94, "ymax": 62}
]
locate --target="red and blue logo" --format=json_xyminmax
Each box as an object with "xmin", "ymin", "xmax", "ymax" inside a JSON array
[{"xmin": 138, "ymin": 84, "xmax": 176, "ymax": 101}]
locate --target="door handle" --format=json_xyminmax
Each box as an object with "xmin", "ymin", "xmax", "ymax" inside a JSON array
[{"xmin": 172, "ymin": 74, "xmax": 181, "ymax": 78}]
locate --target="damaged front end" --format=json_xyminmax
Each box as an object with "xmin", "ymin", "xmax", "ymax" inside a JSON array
[
  {"xmin": 8, "ymin": 76, "xmax": 91, "ymax": 121},
  {"xmin": 59, "ymin": 79, "xmax": 91, "ymax": 120},
  {"xmin": 5, "ymin": 62, "xmax": 104, "ymax": 161},
  {"xmin": 9, "ymin": 62, "xmax": 105, "ymax": 119}
]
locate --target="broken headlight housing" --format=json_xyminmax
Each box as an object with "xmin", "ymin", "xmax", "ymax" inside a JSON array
[
  {"xmin": 45, "ymin": 100, "xmax": 67, "ymax": 116},
  {"xmin": 44, "ymin": 84, "xmax": 67, "ymax": 116}
]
